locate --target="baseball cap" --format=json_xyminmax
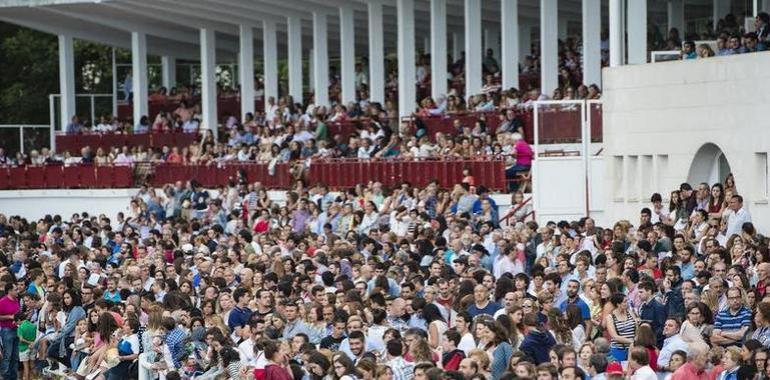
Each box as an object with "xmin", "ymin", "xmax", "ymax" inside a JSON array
[{"xmin": 606, "ymin": 362, "xmax": 623, "ymax": 375}]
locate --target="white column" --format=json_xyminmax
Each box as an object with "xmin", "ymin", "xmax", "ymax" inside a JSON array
[
  {"xmin": 540, "ymin": 0, "xmax": 558, "ymax": 95},
  {"xmin": 200, "ymin": 28, "xmax": 218, "ymax": 138},
  {"xmin": 452, "ymin": 31, "xmax": 464, "ymax": 62},
  {"xmin": 131, "ymin": 31, "xmax": 148, "ymax": 124},
  {"xmin": 368, "ymin": 0, "xmax": 385, "ymax": 104},
  {"xmin": 339, "ymin": 6, "xmax": 356, "ymax": 104},
  {"xmin": 582, "ymin": 0, "xmax": 601, "ymax": 86},
  {"xmin": 668, "ymin": 0, "xmax": 684, "ymax": 34},
  {"xmin": 423, "ymin": 37, "xmax": 430, "ymax": 54},
  {"xmin": 263, "ymin": 20, "xmax": 278, "ymax": 104},
  {"xmin": 58, "ymin": 34, "xmax": 75, "ymax": 132},
  {"xmin": 713, "ymin": 0, "xmax": 731, "ymax": 30},
  {"xmin": 484, "ymin": 27, "xmax": 500, "ymax": 63},
  {"xmin": 313, "ymin": 12, "xmax": 330, "ymax": 107},
  {"xmin": 431, "ymin": 0, "xmax": 448, "ymax": 99},
  {"xmin": 161, "ymin": 56, "xmax": 175, "ymax": 90},
  {"xmin": 309, "ymin": 48, "xmax": 314, "ymax": 92},
  {"xmin": 239, "ymin": 24, "xmax": 255, "ymax": 118},
  {"xmin": 287, "ymin": 16, "xmax": 303, "ymax": 101},
  {"xmin": 501, "ymin": 0, "xmax": 519, "ymax": 90},
  {"xmin": 519, "ymin": 23, "xmax": 531, "ymax": 64},
  {"xmin": 627, "ymin": 0, "xmax": 647, "ymax": 64},
  {"xmin": 464, "ymin": 0, "xmax": 482, "ymax": 96},
  {"xmin": 558, "ymin": 17, "xmax": 568, "ymax": 40},
  {"xmin": 397, "ymin": 0, "xmax": 416, "ymax": 118},
  {"xmin": 609, "ymin": 0, "xmax": 624, "ymax": 67}
]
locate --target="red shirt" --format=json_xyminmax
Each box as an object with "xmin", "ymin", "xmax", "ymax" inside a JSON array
[{"xmin": 0, "ymin": 295, "xmax": 20, "ymax": 329}]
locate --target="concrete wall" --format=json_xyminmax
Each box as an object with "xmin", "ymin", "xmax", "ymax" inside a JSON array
[{"xmin": 602, "ymin": 52, "xmax": 770, "ymax": 230}]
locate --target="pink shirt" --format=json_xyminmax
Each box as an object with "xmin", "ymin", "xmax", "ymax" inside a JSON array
[
  {"xmin": 671, "ymin": 363, "xmax": 709, "ymax": 380},
  {"xmin": 514, "ymin": 140, "xmax": 533, "ymax": 166},
  {"xmin": 0, "ymin": 295, "xmax": 20, "ymax": 329}
]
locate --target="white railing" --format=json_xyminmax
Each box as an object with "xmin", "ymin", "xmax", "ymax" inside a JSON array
[
  {"xmin": 49, "ymin": 93, "xmax": 115, "ymax": 130},
  {"xmin": 0, "ymin": 125, "xmax": 51, "ymax": 154},
  {"xmin": 650, "ymin": 50, "xmax": 683, "ymax": 62}
]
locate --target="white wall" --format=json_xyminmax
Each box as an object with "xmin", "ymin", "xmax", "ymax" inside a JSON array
[{"xmin": 602, "ymin": 52, "xmax": 770, "ymax": 230}]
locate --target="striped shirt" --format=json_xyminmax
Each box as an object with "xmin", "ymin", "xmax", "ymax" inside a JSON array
[
  {"xmin": 715, "ymin": 306, "xmax": 752, "ymax": 343},
  {"xmin": 610, "ymin": 313, "xmax": 637, "ymax": 349}
]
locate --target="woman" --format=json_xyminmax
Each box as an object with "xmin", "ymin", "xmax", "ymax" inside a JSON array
[
  {"xmin": 577, "ymin": 343, "xmax": 594, "ymax": 373},
  {"xmin": 604, "ymin": 293, "xmax": 636, "ymax": 362},
  {"xmin": 479, "ymin": 320, "xmax": 513, "ymax": 380},
  {"xmin": 332, "ymin": 353, "xmax": 360, "ymax": 380},
  {"xmin": 48, "ymin": 288, "xmax": 86, "ymax": 367},
  {"xmin": 718, "ymin": 347, "xmax": 743, "ymax": 380},
  {"xmin": 633, "ymin": 323, "xmax": 659, "ymax": 371},
  {"xmin": 565, "ymin": 305, "xmax": 586, "ymax": 351},
  {"xmin": 263, "ymin": 340, "xmax": 292, "ymax": 380},
  {"xmin": 752, "ymin": 302, "xmax": 770, "ymax": 348},
  {"xmin": 423, "ymin": 303, "xmax": 448, "ymax": 349},
  {"xmin": 708, "ymin": 183, "xmax": 726, "ymax": 220},
  {"xmin": 680, "ymin": 302, "xmax": 712, "ymax": 345}
]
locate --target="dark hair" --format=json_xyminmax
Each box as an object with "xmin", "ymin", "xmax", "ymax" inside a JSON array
[
  {"xmin": 421, "ymin": 303, "xmax": 446, "ymax": 324},
  {"xmin": 386, "ymin": 339, "xmax": 403, "ymax": 357},
  {"xmin": 444, "ymin": 329, "xmax": 461, "ymax": 346}
]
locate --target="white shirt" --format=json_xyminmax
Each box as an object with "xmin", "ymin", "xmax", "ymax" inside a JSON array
[
  {"xmin": 238, "ymin": 338, "xmax": 256, "ymax": 367},
  {"xmin": 458, "ymin": 332, "xmax": 475, "ymax": 355},
  {"xmin": 630, "ymin": 365, "xmax": 657, "ymax": 380},
  {"xmin": 657, "ymin": 334, "xmax": 689, "ymax": 369},
  {"xmin": 725, "ymin": 207, "xmax": 751, "ymax": 238}
]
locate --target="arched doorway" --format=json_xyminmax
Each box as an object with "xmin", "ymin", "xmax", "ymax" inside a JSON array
[{"xmin": 687, "ymin": 143, "xmax": 732, "ymax": 185}]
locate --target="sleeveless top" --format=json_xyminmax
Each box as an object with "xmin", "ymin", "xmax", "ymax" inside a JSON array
[{"xmin": 610, "ymin": 313, "xmax": 636, "ymax": 349}]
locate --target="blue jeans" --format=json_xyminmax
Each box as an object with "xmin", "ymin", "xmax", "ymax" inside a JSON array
[
  {"xmin": 610, "ymin": 346, "xmax": 628, "ymax": 362},
  {"xmin": 0, "ymin": 328, "xmax": 19, "ymax": 380}
]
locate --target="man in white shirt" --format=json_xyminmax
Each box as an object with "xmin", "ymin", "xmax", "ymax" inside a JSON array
[
  {"xmin": 725, "ymin": 194, "xmax": 751, "ymax": 238},
  {"xmin": 628, "ymin": 346, "xmax": 657, "ymax": 380},
  {"xmin": 237, "ymin": 321, "xmax": 258, "ymax": 367},
  {"xmin": 657, "ymin": 318, "xmax": 689, "ymax": 371}
]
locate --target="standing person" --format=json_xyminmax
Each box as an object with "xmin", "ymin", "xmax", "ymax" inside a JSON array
[
  {"xmin": 17, "ymin": 311, "xmax": 37, "ymax": 380},
  {"xmin": 519, "ymin": 313, "xmax": 556, "ymax": 364},
  {"xmin": 0, "ymin": 282, "xmax": 20, "ymax": 380},
  {"xmin": 627, "ymin": 346, "xmax": 657, "ymax": 380},
  {"xmin": 604, "ymin": 293, "xmax": 637, "ymax": 362}
]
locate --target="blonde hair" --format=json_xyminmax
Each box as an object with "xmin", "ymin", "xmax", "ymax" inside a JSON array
[{"xmin": 468, "ymin": 348, "xmax": 491, "ymax": 370}]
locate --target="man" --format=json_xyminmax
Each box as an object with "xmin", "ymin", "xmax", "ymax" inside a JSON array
[
  {"xmin": 282, "ymin": 302, "xmax": 309, "ymax": 339},
  {"xmin": 385, "ymin": 339, "xmax": 414, "ymax": 380},
  {"xmin": 670, "ymin": 342, "xmax": 710, "ymax": 380},
  {"xmin": 466, "ymin": 284, "xmax": 501, "ymax": 318},
  {"xmin": 0, "ymin": 282, "xmax": 20, "ymax": 380},
  {"xmin": 493, "ymin": 291, "xmax": 517, "ymax": 318},
  {"xmin": 237, "ymin": 320, "xmax": 259, "ymax": 367},
  {"xmin": 162, "ymin": 316, "xmax": 188, "ymax": 369},
  {"xmin": 637, "ymin": 281, "xmax": 666, "ymax": 348},
  {"xmin": 458, "ymin": 358, "xmax": 479, "ymax": 378},
  {"xmin": 455, "ymin": 312, "xmax": 476, "ymax": 354},
  {"xmin": 663, "ymin": 266, "xmax": 685, "ymax": 320},
  {"xmin": 627, "ymin": 346, "xmax": 656, "ymax": 380},
  {"xmin": 519, "ymin": 313, "xmax": 556, "ymax": 364},
  {"xmin": 561, "ymin": 366, "xmax": 587, "ymax": 380},
  {"xmin": 656, "ymin": 318, "xmax": 688, "ymax": 369},
  {"xmin": 387, "ymin": 297, "xmax": 410, "ymax": 334},
  {"xmin": 725, "ymin": 195, "xmax": 751, "ymax": 238},
  {"xmin": 319, "ymin": 318, "xmax": 347, "ymax": 351},
  {"xmin": 228, "ymin": 288, "xmax": 253, "ymax": 339},
  {"xmin": 339, "ymin": 317, "xmax": 383, "ymax": 360},
  {"xmin": 559, "ymin": 279, "xmax": 593, "ymax": 334},
  {"xmin": 758, "ymin": 263, "xmax": 770, "ymax": 298},
  {"xmin": 558, "ymin": 346, "xmax": 578, "ymax": 368},
  {"xmin": 711, "ymin": 287, "xmax": 752, "ymax": 347},
  {"xmin": 345, "ymin": 330, "xmax": 372, "ymax": 363},
  {"xmin": 587, "ymin": 354, "xmax": 609, "ymax": 380}
]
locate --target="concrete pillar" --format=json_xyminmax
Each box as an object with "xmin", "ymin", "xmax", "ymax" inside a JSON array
[
  {"xmin": 58, "ymin": 35, "xmax": 75, "ymax": 132},
  {"xmin": 464, "ymin": 0, "xmax": 482, "ymax": 96},
  {"xmin": 397, "ymin": 0, "xmax": 416, "ymax": 118},
  {"xmin": 313, "ymin": 12, "xmax": 330, "ymax": 107},
  {"xmin": 200, "ymin": 28, "xmax": 218, "ymax": 138},
  {"xmin": 609, "ymin": 0, "xmax": 624, "ymax": 67},
  {"xmin": 501, "ymin": 0, "xmax": 519, "ymax": 90},
  {"xmin": 263, "ymin": 20, "xmax": 278, "ymax": 104},
  {"xmin": 239, "ymin": 24, "xmax": 255, "ymax": 118},
  {"xmin": 161, "ymin": 56, "xmax": 175, "ymax": 90},
  {"xmin": 452, "ymin": 31, "xmax": 464, "ymax": 62},
  {"xmin": 540, "ymin": 0, "xmax": 558, "ymax": 95},
  {"xmin": 582, "ymin": 0, "xmax": 601, "ymax": 87},
  {"xmin": 287, "ymin": 16, "xmax": 303, "ymax": 101},
  {"xmin": 713, "ymin": 0, "xmax": 731, "ymax": 30},
  {"xmin": 668, "ymin": 0, "xmax": 684, "ymax": 34},
  {"xmin": 131, "ymin": 31, "xmax": 148, "ymax": 124},
  {"xmin": 309, "ymin": 48, "xmax": 314, "ymax": 88},
  {"xmin": 519, "ymin": 23, "xmax": 532, "ymax": 64},
  {"xmin": 368, "ymin": 0, "xmax": 385, "ymax": 104},
  {"xmin": 484, "ymin": 27, "xmax": 500, "ymax": 63},
  {"xmin": 430, "ymin": 0, "xmax": 448, "ymax": 99},
  {"xmin": 627, "ymin": 0, "xmax": 647, "ymax": 64},
  {"xmin": 339, "ymin": 6, "xmax": 356, "ymax": 104}
]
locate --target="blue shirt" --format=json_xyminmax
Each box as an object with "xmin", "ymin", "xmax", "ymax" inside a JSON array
[
  {"xmin": 559, "ymin": 297, "xmax": 591, "ymax": 321},
  {"xmin": 714, "ymin": 306, "xmax": 752, "ymax": 345},
  {"xmin": 467, "ymin": 301, "xmax": 502, "ymax": 319},
  {"xmin": 228, "ymin": 306, "xmax": 253, "ymax": 332}
]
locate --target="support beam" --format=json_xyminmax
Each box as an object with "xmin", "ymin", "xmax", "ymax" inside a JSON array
[
  {"xmin": 464, "ymin": 0, "xmax": 482, "ymax": 96},
  {"xmin": 667, "ymin": 0, "xmax": 684, "ymax": 35},
  {"xmin": 339, "ymin": 6, "xmax": 356, "ymax": 104},
  {"xmin": 58, "ymin": 34, "xmax": 75, "ymax": 132},
  {"xmin": 287, "ymin": 16, "xmax": 303, "ymax": 101},
  {"xmin": 609, "ymin": 0, "xmax": 624, "ymax": 67},
  {"xmin": 368, "ymin": 0, "xmax": 385, "ymax": 104},
  {"xmin": 263, "ymin": 20, "xmax": 278, "ymax": 104},
  {"xmin": 627, "ymin": 0, "xmax": 647, "ymax": 64},
  {"xmin": 431, "ymin": 0, "xmax": 448, "ymax": 99},
  {"xmin": 161, "ymin": 56, "xmax": 175, "ymax": 90},
  {"xmin": 131, "ymin": 31, "xmax": 148, "ymax": 124},
  {"xmin": 501, "ymin": 0, "xmax": 519, "ymax": 90},
  {"xmin": 540, "ymin": 0, "xmax": 558, "ymax": 95},
  {"xmin": 200, "ymin": 28, "xmax": 218, "ymax": 138},
  {"xmin": 313, "ymin": 12, "xmax": 330, "ymax": 107},
  {"xmin": 582, "ymin": 0, "xmax": 601, "ymax": 86},
  {"xmin": 397, "ymin": 0, "xmax": 416, "ymax": 118},
  {"xmin": 239, "ymin": 24, "xmax": 255, "ymax": 119}
]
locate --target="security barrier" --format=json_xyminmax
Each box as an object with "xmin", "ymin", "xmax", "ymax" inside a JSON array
[{"xmin": 55, "ymin": 132, "xmax": 199, "ymax": 154}]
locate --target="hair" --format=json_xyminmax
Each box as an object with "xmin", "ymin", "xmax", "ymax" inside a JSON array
[
  {"xmin": 634, "ymin": 323, "xmax": 657, "ymax": 348},
  {"xmin": 629, "ymin": 346, "xmax": 650, "ymax": 366}
]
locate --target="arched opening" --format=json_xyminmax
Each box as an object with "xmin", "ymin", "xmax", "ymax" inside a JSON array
[{"xmin": 687, "ymin": 143, "xmax": 732, "ymax": 185}]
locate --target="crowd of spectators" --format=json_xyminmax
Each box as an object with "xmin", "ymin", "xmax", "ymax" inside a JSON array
[
  {"xmin": 663, "ymin": 13, "xmax": 770, "ymax": 59},
  {"xmin": 0, "ymin": 169, "xmax": 766, "ymax": 380}
]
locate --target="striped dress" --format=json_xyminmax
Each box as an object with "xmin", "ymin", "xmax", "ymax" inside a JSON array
[{"xmin": 610, "ymin": 312, "xmax": 637, "ymax": 349}]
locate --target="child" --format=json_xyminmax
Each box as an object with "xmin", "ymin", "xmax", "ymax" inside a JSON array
[
  {"xmin": 108, "ymin": 318, "xmax": 140, "ymax": 378},
  {"xmin": 18, "ymin": 312, "xmax": 37, "ymax": 380},
  {"xmin": 103, "ymin": 278, "xmax": 122, "ymax": 303},
  {"xmin": 70, "ymin": 318, "xmax": 91, "ymax": 371}
]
